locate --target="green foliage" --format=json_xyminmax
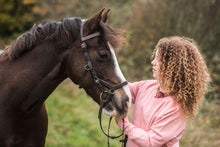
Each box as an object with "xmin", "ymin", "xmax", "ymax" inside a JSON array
[
  {"xmin": 119, "ymin": 0, "xmax": 220, "ymax": 100},
  {"xmin": 0, "ymin": 0, "xmax": 41, "ymax": 37}
]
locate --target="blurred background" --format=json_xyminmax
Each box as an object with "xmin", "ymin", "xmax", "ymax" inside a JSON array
[{"xmin": 0, "ymin": 0, "xmax": 219, "ymax": 146}]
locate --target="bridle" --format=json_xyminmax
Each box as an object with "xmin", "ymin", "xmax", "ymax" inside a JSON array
[{"xmin": 79, "ymin": 20, "xmax": 128, "ymax": 146}]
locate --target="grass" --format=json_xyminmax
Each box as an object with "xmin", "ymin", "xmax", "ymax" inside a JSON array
[
  {"xmin": 45, "ymin": 79, "xmax": 220, "ymax": 147},
  {"xmin": 45, "ymin": 79, "xmax": 123, "ymax": 147}
]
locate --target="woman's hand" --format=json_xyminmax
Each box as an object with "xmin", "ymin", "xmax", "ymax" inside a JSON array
[{"xmin": 115, "ymin": 115, "xmax": 129, "ymax": 124}]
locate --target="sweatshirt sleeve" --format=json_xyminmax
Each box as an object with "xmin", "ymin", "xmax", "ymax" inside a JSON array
[
  {"xmin": 128, "ymin": 81, "xmax": 152, "ymax": 103},
  {"xmin": 128, "ymin": 82, "xmax": 140, "ymax": 103},
  {"xmin": 118, "ymin": 105, "xmax": 186, "ymax": 147}
]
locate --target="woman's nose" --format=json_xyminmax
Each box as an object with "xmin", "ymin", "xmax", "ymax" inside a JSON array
[{"xmin": 151, "ymin": 59, "xmax": 155, "ymax": 65}]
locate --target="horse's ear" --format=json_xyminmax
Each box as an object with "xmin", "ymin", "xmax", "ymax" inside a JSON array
[
  {"xmin": 84, "ymin": 8, "xmax": 105, "ymax": 32},
  {"xmin": 102, "ymin": 9, "xmax": 111, "ymax": 23}
]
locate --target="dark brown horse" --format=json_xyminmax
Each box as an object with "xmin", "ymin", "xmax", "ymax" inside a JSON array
[{"xmin": 0, "ymin": 9, "xmax": 131, "ymax": 147}]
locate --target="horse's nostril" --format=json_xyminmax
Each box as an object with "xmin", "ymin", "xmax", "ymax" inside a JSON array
[
  {"xmin": 124, "ymin": 98, "xmax": 129, "ymax": 107},
  {"xmin": 123, "ymin": 100, "xmax": 129, "ymax": 111}
]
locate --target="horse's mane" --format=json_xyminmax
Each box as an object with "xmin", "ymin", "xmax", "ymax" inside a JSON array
[
  {"xmin": 2, "ymin": 17, "xmax": 81, "ymax": 60},
  {"xmin": 1, "ymin": 17, "xmax": 124, "ymax": 61},
  {"xmin": 99, "ymin": 22, "xmax": 125, "ymax": 50}
]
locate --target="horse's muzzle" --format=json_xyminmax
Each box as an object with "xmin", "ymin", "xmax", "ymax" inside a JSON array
[{"xmin": 102, "ymin": 93, "xmax": 130, "ymax": 118}]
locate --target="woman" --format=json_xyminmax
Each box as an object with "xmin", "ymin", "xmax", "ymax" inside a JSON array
[{"xmin": 116, "ymin": 36, "xmax": 210, "ymax": 147}]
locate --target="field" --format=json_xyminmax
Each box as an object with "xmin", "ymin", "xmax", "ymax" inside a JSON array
[
  {"xmin": 45, "ymin": 79, "xmax": 220, "ymax": 147},
  {"xmin": 45, "ymin": 79, "xmax": 123, "ymax": 147}
]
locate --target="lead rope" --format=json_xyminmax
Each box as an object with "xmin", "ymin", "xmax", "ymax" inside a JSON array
[
  {"xmin": 107, "ymin": 117, "xmax": 128, "ymax": 147},
  {"xmin": 107, "ymin": 116, "xmax": 113, "ymax": 147},
  {"xmin": 120, "ymin": 134, "xmax": 128, "ymax": 147},
  {"xmin": 98, "ymin": 99, "xmax": 125, "ymax": 147}
]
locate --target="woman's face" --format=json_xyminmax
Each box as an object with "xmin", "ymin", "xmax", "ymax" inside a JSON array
[{"xmin": 151, "ymin": 50, "xmax": 161, "ymax": 80}]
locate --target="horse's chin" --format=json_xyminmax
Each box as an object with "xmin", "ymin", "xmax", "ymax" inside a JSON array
[
  {"xmin": 102, "ymin": 107, "xmax": 127, "ymax": 118},
  {"xmin": 102, "ymin": 108, "xmax": 117, "ymax": 117},
  {"xmin": 101, "ymin": 98, "xmax": 129, "ymax": 118}
]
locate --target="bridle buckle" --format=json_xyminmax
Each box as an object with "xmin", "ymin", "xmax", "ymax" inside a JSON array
[
  {"xmin": 81, "ymin": 42, "xmax": 87, "ymax": 48},
  {"xmin": 100, "ymin": 90, "xmax": 114, "ymax": 101}
]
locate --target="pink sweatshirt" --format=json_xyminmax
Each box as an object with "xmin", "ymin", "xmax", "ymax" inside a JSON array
[{"xmin": 118, "ymin": 80, "xmax": 186, "ymax": 147}]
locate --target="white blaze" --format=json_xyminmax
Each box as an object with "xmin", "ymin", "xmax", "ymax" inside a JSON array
[
  {"xmin": 0, "ymin": 50, "xmax": 4, "ymax": 55},
  {"xmin": 108, "ymin": 42, "xmax": 132, "ymax": 106}
]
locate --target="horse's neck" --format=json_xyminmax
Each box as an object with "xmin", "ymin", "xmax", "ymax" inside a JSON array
[{"xmin": 1, "ymin": 42, "xmax": 67, "ymax": 113}]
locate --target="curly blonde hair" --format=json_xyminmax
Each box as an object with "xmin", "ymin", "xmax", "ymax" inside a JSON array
[{"xmin": 153, "ymin": 36, "xmax": 210, "ymax": 119}]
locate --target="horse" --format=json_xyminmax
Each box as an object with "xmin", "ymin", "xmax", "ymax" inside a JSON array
[{"xmin": 0, "ymin": 8, "xmax": 131, "ymax": 147}]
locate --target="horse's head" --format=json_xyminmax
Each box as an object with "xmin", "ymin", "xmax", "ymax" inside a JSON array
[{"xmin": 66, "ymin": 9, "xmax": 131, "ymax": 118}]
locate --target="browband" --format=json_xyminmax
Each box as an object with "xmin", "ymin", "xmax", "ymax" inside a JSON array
[{"xmin": 81, "ymin": 32, "xmax": 100, "ymax": 41}]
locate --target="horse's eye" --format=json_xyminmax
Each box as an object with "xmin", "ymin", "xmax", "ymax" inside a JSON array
[{"xmin": 97, "ymin": 50, "xmax": 110, "ymax": 60}]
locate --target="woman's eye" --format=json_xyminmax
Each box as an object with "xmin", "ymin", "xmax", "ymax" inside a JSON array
[{"xmin": 98, "ymin": 50, "xmax": 110, "ymax": 60}]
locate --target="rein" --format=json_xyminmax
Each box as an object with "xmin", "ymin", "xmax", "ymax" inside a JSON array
[{"xmin": 79, "ymin": 20, "xmax": 127, "ymax": 146}]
